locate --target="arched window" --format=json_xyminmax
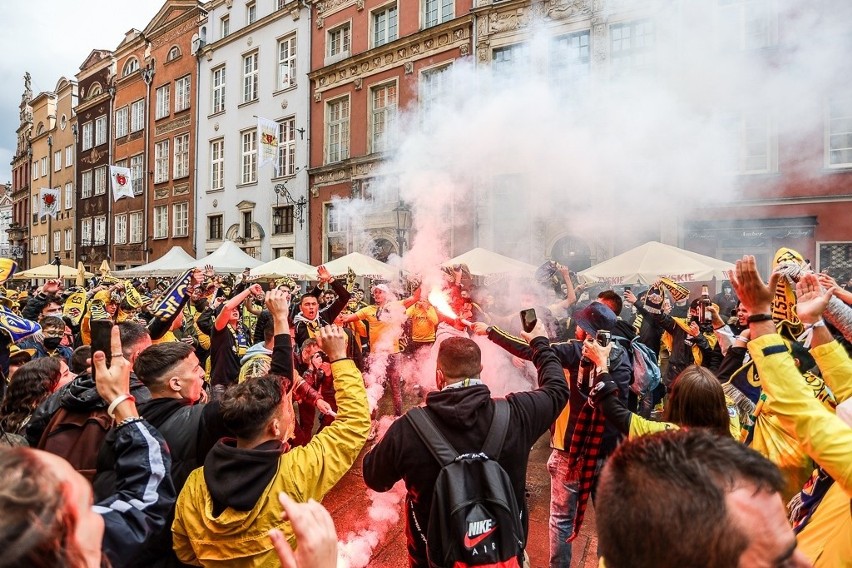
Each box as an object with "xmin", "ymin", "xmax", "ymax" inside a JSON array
[
  {"xmin": 36, "ymin": 122, "xmax": 45, "ymax": 135},
  {"xmin": 167, "ymin": 46, "xmax": 182, "ymax": 61},
  {"xmin": 88, "ymin": 83, "xmax": 102, "ymax": 98},
  {"xmin": 123, "ymin": 57, "xmax": 140, "ymax": 76}
]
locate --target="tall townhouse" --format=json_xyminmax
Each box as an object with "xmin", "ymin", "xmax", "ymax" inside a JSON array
[
  {"xmin": 52, "ymin": 78, "xmax": 79, "ymax": 266},
  {"xmin": 28, "ymin": 88, "xmax": 57, "ymax": 268},
  {"xmin": 8, "ymin": 74, "xmax": 34, "ymax": 269},
  {"xmin": 74, "ymin": 50, "xmax": 114, "ymax": 274},
  {"xmin": 0, "ymin": 185, "xmax": 12, "ymax": 258},
  {"xmin": 307, "ymin": 0, "xmax": 473, "ymax": 264},
  {"xmin": 112, "ymin": 29, "xmax": 153, "ymax": 269},
  {"xmin": 144, "ymin": 0, "xmax": 204, "ymax": 261},
  {"xmin": 196, "ymin": 0, "xmax": 312, "ymax": 262}
]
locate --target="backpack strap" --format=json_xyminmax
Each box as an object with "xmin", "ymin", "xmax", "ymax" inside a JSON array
[
  {"xmin": 406, "ymin": 407, "xmax": 459, "ymax": 467},
  {"xmin": 482, "ymin": 399, "xmax": 510, "ymax": 460}
]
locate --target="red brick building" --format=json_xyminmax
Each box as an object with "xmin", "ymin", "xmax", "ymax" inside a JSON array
[
  {"xmin": 8, "ymin": 74, "xmax": 33, "ymax": 269},
  {"xmin": 307, "ymin": 0, "xmax": 473, "ymax": 264},
  {"xmin": 144, "ymin": 0, "xmax": 203, "ymax": 261}
]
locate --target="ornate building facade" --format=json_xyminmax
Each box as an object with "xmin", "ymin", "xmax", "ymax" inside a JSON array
[{"xmin": 8, "ymin": 74, "xmax": 34, "ymax": 269}]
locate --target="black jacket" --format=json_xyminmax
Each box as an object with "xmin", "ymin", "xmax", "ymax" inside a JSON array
[
  {"xmin": 293, "ymin": 279, "xmax": 351, "ymax": 351},
  {"xmin": 362, "ymin": 337, "xmax": 569, "ymax": 568},
  {"xmin": 25, "ymin": 371, "xmax": 151, "ymax": 447}
]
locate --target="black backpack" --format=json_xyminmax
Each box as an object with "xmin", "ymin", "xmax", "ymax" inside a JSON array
[{"xmin": 406, "ymin": 399, "xmax": 524, "ymax": 568}]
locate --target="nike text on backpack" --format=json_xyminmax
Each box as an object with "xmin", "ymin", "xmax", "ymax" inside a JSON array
[{"xmin": 406, "ymin": 399, "xmax": 525, "ymax": 568}]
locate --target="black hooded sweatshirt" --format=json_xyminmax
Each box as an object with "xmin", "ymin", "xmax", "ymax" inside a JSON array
[{"xmin": 362, "ymin": 337, "xmax": 569, "ymax": 568}]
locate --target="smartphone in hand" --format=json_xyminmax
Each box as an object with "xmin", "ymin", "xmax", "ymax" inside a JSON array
[{"xmin": 520, "ymin": 308, "xmax": 537, "ymax": 333}]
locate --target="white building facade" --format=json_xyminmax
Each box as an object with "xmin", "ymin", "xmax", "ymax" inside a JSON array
[{"xmin": 195, "ymin": 0, "xmax": 312, "ymax": 262}]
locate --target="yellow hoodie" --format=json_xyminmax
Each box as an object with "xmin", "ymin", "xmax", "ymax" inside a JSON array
[{"xmin": 172, "ymin": 359, "xmax": 371, "ymax": 567}]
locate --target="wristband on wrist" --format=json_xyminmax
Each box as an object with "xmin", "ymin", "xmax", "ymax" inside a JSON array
[
  {"xmin": 735, "ymin": 335, "xmax": 749, "ymax": 343},
  {"xmin": 804, "ymin": 319, "xmax": 826, "ymax": 330},
  {"xmin": 746, "ymin": 313, "xmax": 773, "ymax": 323},
  {"xmin": 116, "ymin": 416, "xmax": 144, "ymax": 429},
  {"xmin": 107, "ymin": 394, "xmax": 136, "ymax": 419}
]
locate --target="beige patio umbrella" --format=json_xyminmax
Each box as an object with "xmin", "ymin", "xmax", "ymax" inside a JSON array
[{"xmin": 13, "ymin": 263, "xmax": 94, "ymax": 280}]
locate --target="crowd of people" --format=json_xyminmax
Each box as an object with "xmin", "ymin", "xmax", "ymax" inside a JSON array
[{"xmin": 0, "ymin": 248, "xmax": 850, "ymax": 567}]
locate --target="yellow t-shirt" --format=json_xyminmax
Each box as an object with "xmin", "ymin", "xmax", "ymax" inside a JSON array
[
  {"xmin": 355, "ymin": 302, "xmax": 405, "ymax": 354},
  {"xmin": 405, "ymin": 304, "xmax": 438, "ymax": 343}
]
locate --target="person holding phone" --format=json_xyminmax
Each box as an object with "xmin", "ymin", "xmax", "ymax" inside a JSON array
[{"xmin": 473, "ymin": 301, "xmax": 632, "ymax": 568}]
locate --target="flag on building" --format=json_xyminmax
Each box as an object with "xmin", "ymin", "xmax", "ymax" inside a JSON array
[
  {"xmin": 110, "ymin": 165, "xmax": 135, "ymax": 201},
  {"xmin": 39, "ymin": 187, "xmax": 61, "ymax": 219},
  {"xmin": 257, "ymin": 116, "xmax": 279, "ymax": 175}
]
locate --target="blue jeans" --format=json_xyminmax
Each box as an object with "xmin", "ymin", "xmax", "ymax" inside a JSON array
[{"xmin": 547, "ymin": 449, "xmax": 579, "ymax": 568}]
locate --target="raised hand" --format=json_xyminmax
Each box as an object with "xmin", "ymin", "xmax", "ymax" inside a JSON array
[
  {"xmin": 728, "ymin": 256, "xmax": 779, "ymax": 316},
  {"xmin": 317, "ymin": 265, "xmax": 332, "ymax": 284},
  {"xmin": 269, "ymin": 493, "xmax": 338, "ymax": 568},
  {"xmin": 794, "ymin": 273, "xmax": 833, "ymax": 325},
  {"xmin": 315, "ymin": 325, "xmax": 347, "ymax": 362}
]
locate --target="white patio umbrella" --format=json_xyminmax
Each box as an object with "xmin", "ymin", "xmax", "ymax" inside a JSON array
[
  {"xmin": 251, "ymin": 256, "xmax": 316, "ymax": 280},
  {"xmin": 185, "ymin": 240, "xmax": 262, "ymax": 273},
  {"xmin": 443, "ymin": 247, "xmax": 538, "ymax": 277},
  {"xmin": 321, "ymin": 252, "xmax": 396, "ymax": 279},
  {"xmin": 578, "ymin": 241, "xmax": 734, "ymax": 285},
  {"xmin": 112, "ymin": 246, "xmax": 197, "ymax": 278}
]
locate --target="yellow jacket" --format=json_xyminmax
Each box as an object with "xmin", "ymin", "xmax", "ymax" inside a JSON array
[
  {"xmin": 172, "ymin": 359, "xmax": 371, "ymax": 567},
  {"xmin": 749, "ymin": 335, "xmax": 852, "ymax": 567}
]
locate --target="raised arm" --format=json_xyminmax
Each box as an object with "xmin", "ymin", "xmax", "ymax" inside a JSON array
[{"xmin": 215, "ymin": 283, "xmax": 262, "ymax": 331}]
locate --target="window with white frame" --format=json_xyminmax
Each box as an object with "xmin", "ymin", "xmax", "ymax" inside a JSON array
[
  {"xmin": 423, "ymin": 0, "xmax": 453, "ymax": 28},
  {"xmin": 82, "ymin": 122, "xmax": 93, "ymax": 150},
  {"xmin": 156, "ymin": 84, "xmax": 171, "ymax": 119},
  {"xmin": 274, "ymin": 247, "xmax": 294, "ymax": 259},
  {"xmin": 211, "ymin": 66, "xmax": 226, "ymax": 113},
  {"xmin": 325, "ymin": 97, "xmax": 350, "ymax": 163},
  {"xmin": 54, "ymin": 231, "xmax": 61, "ymax": 253},
  {"xmin": 221, "ymin": 15, "xmax": 230, "ymax": 38},
  {"xmin": 130, "ymin": 155, "xmax": 143, "ymax": 193},
  {"xmin": 64, "ymin": 182, "xmax": 73, "ymax": 210},
  {"xmin": 115, "ymin": 106, "xmax": 128, "ymax": 138},
  {"xmin": 94, "ymin": 216, "xmax": 106, "ymax": 245},
  {"xmin": 324, "ymin": 204, "xmax": 346, "ymax": 261},
  {"xmin": 82, "ymin": 170, "xmax": 93, "ymax": 198},
  {"xmin": 40, "ymin": 234, "xmax": 47, "ymax": 254},
  {"xmin": 94, "ymin": 166, "xmax": 107, "ymax": 195},
  {"xmin": 242, "ymin": 210, "xmax": 253, "ymax": 239},
  {"xmin": 30, "ymin": 236, "xmax": 37, "ymax": 254},
  {"xmin": 246, "ymin": 1, "xmax": 256, "ymax": 24},
  {"xmin": 373, "ymin": 3, "xmax": 398, "ymax": 47},
  {"xmin": 273, "ymin": 205, "xmax": 294, "ymax": 234},
  {"xmin": 167, "ymin": 46, "xmax": 181, "ymax": 61},
  {"xmin": 420, "ymin": 63, "xmax": 453, "ymax": 119},
  {"xmin": 277, "ymin": 35, "xmax": 297, "ymax": 90},
  {"xmin": 32, "ymin": 160, "xmax": 38, "ymax": 180},
  {"xmin": 552, "ymin": 30, "xmax": 591, "ymax": 86},
  {"xmin": 65, "ymin": 145, "xmax": 73, "ymax": 167},
  {"xmin": 277, "ymin": 118, "xmax": 296, "ymax": 176},
  {"xmin": 129, "ymin": 211, "xmax": 143, "ymax": 243},
  {"xmin": 154, "ymin": 206, "xmax": 169, "ymax": 239},
  {"xmin": 827, "ymin": 96, "xmax": 852, "ymax": 168},
  {"xmin": 64, "ymin": 228, "xmax": 72, "ymax": 251},
  {"xmin": 242, "ymin": 52, "xmax": 259, "ymax": 103},
  {"xmin": 241, "ymin": 130, "xmax": 257, "ymax": 184},
  {"xmin": 610, "ymin": 20, "xmax": 655, "ymax": 73},
  {"xmin": 492, "ymin": 44, "xmax": 529, "ymax": 72},
  {"xmin": 115, "ymin": 214, "xmax": 127, "ymax": 244},
  {"xmin": 95, "ymin": 116, "xmax": 107, "ymax": 146},
  {"xmin": 717, "ymin": 0, "xmax": 771, "ymax": 51},
  {"xmin": 175, "ymin": 76, "xmax": 191, "ymax": 112},
  {"xmin": 54, "ymin": 151, "xmax": 61, "ymax": 172},
  {"xmin": 123, "ymin": 58, "xmax": 140, "ymax": 77},
  {"xmin": 371, "ymin": 83, "xmax": 398, "ymax": 153},
  {"xmin": 173, "ymin": 202, "xmax": 189, "ymax": 237},
  {"xmin": 210, "ymin": 139, "xmax": 225, "ymax": 190},
  {"xmin": 41, "ymin": 157, "xmax": 47, "ymax": 177},
  {"xmin": 208, "ymin": 214, "xmax": 223, "ymax": 240},
  {"xmin": 327, "ymin": 24, "xmax": 351, "ymax": 59},
  {"xmin": 723, "ymin": 111, "xmax": 771, "ymax": 173},
  {"xmin": 155, "ymin": 140, "xmax": 170, "ymax": 183},
  {"xmin": 173, "ymin": 133, "xmax": 190, "ymax": 178},
  {"xmin": 131, "ymin": 100, "xmax": 145, "ymax": 132}
]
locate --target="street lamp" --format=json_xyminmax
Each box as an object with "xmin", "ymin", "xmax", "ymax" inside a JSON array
[
  {"xmin": 394, "ymin": 202, "xmax": 412, "ymax": 255},
  {"xmin": 51, "ymin": 255, "xmax": 62, "ymax": 279},
  {"xmin": 273, "ymin": 182, "xmax": 308, "ymax": 229}
]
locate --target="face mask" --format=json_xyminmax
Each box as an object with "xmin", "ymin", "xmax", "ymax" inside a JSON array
[{"xmin": 43, "ymin": 336, "xmax": 62, "ymax": 350}]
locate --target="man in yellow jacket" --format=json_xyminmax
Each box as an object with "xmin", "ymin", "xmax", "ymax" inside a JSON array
[
  {"xmin": 172, "ymin": 324, "xmax": 371, "ymax": 567},
  {"xmin": 731, "ymin": 256, "xmax": 851, "ymax": 567}
]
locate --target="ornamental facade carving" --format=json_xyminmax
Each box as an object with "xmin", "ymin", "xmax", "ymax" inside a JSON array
[
  {"xmin": 316, "ymin": 0, "xmax": 354, "ymax": 16},
  {"xmin": 312, "ymin": 22, "xmax": 470, "ymax": 94}
]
